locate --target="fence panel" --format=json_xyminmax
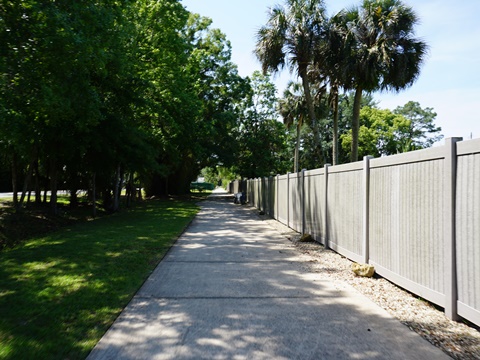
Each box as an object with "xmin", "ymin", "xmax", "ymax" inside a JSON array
[
  {"xmin": 304, "ymin": 169, "xmax": 326, "ymax": 243},
  {"xmin": 239, "ymin": 137, "xmax": 480, "ymax": 327},
  {"xmin": 327, "ymin": 162, "xmax": 364, "ymax": 263},
  {"xmin": 288, "ymin": 172, "xmax": 302, "ymax": 232},
  {"xmin": 267, "ymin": 177, "xmax": 275, "ymax": 217},
  {"xmin": 369, "ymin": 150, "xmax": 446, "ymax": 306},
  {"xmin": 277, "ymin": 174, "xmax": 289, "ymax": 226},
  {"xmin": 255, "ymin": 179, "xmax": 261, "ymax": 209},
  {"xmin": 246, "ymin": 180, "xmax": 253, "ymax": 204},
  {"xmin": 258, "ymin": 178, "xmax": 266, "ymax": 212},
  {"xmin": 456, "ymin": 139, "xmax": 480, "ymax": 326}
]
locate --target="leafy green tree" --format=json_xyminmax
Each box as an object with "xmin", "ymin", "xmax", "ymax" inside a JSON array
[
  {"xmin": 393, "ymin": 101, "xmax": 443, "ymax": 148},
  {"xmin": 135, "ymin": 0, "xmax": 198, "ymax": 197},
  {"xmin": 255, "ymin": 0, "xmax": 327, "ymax": 166},
  {"xmin": 235, "ymin": 72, "xmax": 290, "ymax": 178},
  {"xmin": 341, "ymin": 102, "xmax": 442, "ymax": 159},
  {"xmin": 318, "ymin": 92, "xmax": 377, "ymax": 164},
  {"xmin": 341, "ymin": 107, "xmax": 410, "ymax": 158},
  {"xmin": 201, "ymin": 166, "xmax": 238, "ymax": 189},
  {"xmin": 1, "ymin": 1, "xmax": 129, "ymax": 212},
  {"xmin": 169, "ymin": 14, "xmax": 249, "ymax": 194}
]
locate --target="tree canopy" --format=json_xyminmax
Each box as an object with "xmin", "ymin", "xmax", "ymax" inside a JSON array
[
  {"xmin": 0, "ymin": 0, "xmax": 252, "ymax": 211},
  {"xmin": 0, "ymin": 0, "xmax": 439, "ymax": 213}
]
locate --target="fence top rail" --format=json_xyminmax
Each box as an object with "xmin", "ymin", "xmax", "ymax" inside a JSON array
[
  {"xmin": 290, "ymin": 172, "xmax": 302, "ymax": 180},
  {"xmin": 328, "ymin": 160, "xmax": 363, "ymax": 174},
  {"xmin": 305, "ymin": 168, "xmax": 325, "ymax": 177},
  {"xmin": 277, "ymin": 172, "xmax": 301, "ymax": 180},
  {"xmin": 370, "ymin": 145, "xmax": 444, "ymax": 169},
  {"xmin": 457, "ymin": 137, "xmax": 480, "ymax": 156}
]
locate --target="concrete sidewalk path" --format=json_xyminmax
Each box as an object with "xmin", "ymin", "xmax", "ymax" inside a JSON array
[{"xmin": 87, "ymin": 191, "xmax": 449, "ymax": 360}]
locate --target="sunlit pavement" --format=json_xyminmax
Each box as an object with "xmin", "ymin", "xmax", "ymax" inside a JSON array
[{"xmin": 87, "ymin": 189, "xmax": 449, "ymax": 360}]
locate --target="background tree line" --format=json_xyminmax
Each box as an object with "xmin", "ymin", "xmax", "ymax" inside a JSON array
[
  {"xmin": 1, "ymin": 0, "xmax": 252, "ymax": 213},
  {"xmin": 0, "ymin": 0, "xmax": 442, "ymax": 214}
]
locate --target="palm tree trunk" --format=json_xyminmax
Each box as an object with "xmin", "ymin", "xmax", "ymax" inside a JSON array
[
  {"xmin": 300, "ymin": 74, "xmax": 323, "ymax": 165},
  {"xmin": 332, "ymin": 87, "xmax": 339, "ymax": 165},
  {"xmin": 351, "ymin": 86, "xmax": 363, "ymax": 162},
  {"xmin": 295, "ymin": 122, "xmax": 301, "ymax": 173}
]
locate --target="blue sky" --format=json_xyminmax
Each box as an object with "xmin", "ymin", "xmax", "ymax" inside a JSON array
[{"xmin": 181, "ymin": 0, "xmax": 480, "ymax": 142}]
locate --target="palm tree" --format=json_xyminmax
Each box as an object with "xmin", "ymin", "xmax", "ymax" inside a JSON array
[
  {"xmin": 279, "ymin": 82, "xmax": 307, "ymax": 173},
  {"xmin": 255, "ymin": 0, "xmax": 327, "ymax": 165},
  {"xmin": 337, "ymin": 0, "xmax": 428, "ymax": 162},
  {"xmin": 319, "ymin": 14, "xmax": 353, "ymax": 165}
]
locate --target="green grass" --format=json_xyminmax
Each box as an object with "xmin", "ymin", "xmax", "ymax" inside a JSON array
[
  {"xmin": 0, "ymin": 199, "xmax": 200, "ymax": 359},
  {"xmin": 189, "ymin": 189, "xmax": 213, "ymax": 195}
]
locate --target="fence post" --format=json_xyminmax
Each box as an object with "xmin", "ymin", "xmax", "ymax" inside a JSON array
[
  {"xmin": 264, "ymin": 177, "xmax": 268, "ymax": 213},
  {"xmin": 266, "ymin": 176, "xmax": 273, "ymax": 217},
  {"xmin": 444, "ymin": 137, "xmax": 462, "ymax": 321},
  {"xmin": 254, "ymin": 178, "xmax": 259, "ymax": 209},
  {"xmin": 363, "ymin": 156, "xmax": 373, "ymax": 264},
  {"xmin": 287, "ymin": 172, "xmax": 291, "ymax": 228},
  {"xmin": 324, "ymin": 164, "xmax": 330, "ymax": 249},
  {"xmin": 301, "ymin": 169, "xmax": 306, "ymax": 235},
  {"xmin": 276, "ymin": 174, "xmax": 279, "ymax": 220}
]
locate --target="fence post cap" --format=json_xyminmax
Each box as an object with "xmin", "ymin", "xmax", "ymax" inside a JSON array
[{"xmin": 444, "ymin": 137, "xmax": 463, "ymax": 143}]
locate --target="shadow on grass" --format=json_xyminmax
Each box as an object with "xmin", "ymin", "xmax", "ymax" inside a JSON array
[{"xmin": 0, "ymin": 199, "xmax": 199, "ymax": 360}]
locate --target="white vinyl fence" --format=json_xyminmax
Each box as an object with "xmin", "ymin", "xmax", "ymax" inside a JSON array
[{"xmin": 231, "ymin": 137, "xmax": 480, "ymax": 327}]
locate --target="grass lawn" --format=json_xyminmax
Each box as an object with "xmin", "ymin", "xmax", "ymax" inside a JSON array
[
  {"xmin": 0, "ymin": 198, "xmax": 200, "ymax": 359},
  {"xmin": 189, "ymin": 189, "xmax": 213, "ymax": 195}
]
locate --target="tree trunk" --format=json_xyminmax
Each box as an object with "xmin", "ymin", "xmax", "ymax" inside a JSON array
[
  {"xmin": 18, "ymin": 155, "xmax": 36, "ymax": 210},
  {"xmin": 332, "ymin": 87, "xmax": 339, "ymax": 165},
  {"xmin": 70, "ymin": 189, "xmax": 78, "ymax": 209},
  {"xmin": 11, "ymin": 153, "xmax": 18, "ymax": 208},
  {"xmin": 112, "ymin": 165, "xmax": 121, "ymax": 212},
  {"xmin": 300, "ymin": 73, "xmax": 323, "ymax": 166},
  {"xmin": 43, "ymin": 161, "xmax": 49, "ymax": 204},
  {"xmin": 92, "ymin": 172, "xmax": 97, "ymax": 218},
  {"xmin": 126, "ymin": 173, "xmax": 134, "ymax": 207},
  {"xmin": 34, "ymin": 159, "xmax": 41, "ymax": 204},
  {"xmin": 351, "ymin": 87, "xmax": 363, "ymax": 162},
  {"xmin": 49, "ymin": 159, "xmax": 58, "ymax": 215},
  {"xmin": 294, "ymin": 122, "xmax": 301, "ymax": 173}
]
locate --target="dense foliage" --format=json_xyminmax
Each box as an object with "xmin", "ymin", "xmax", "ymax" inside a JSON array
[
  {"xmin": 1, "ymin": 0, "xmax": 440, "ymax": 211},
  {"xmin": 0, "ymin": 0, "xmax": 255, "ymax": 211}
]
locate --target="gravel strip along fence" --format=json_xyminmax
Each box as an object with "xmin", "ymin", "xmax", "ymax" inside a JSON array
[{"xmin": 255, "ymin": 212, "xmax": 480, "ymax": 360}]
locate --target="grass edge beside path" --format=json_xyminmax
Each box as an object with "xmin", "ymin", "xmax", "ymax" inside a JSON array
[{"xmin": 0, "ymin": 198, "xmax": 201, "ymax": 360}]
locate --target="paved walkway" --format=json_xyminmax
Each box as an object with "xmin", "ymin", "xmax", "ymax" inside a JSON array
[{"xmin": 87, "ymin": 191, "xmax": 449, "ymax": 359}]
